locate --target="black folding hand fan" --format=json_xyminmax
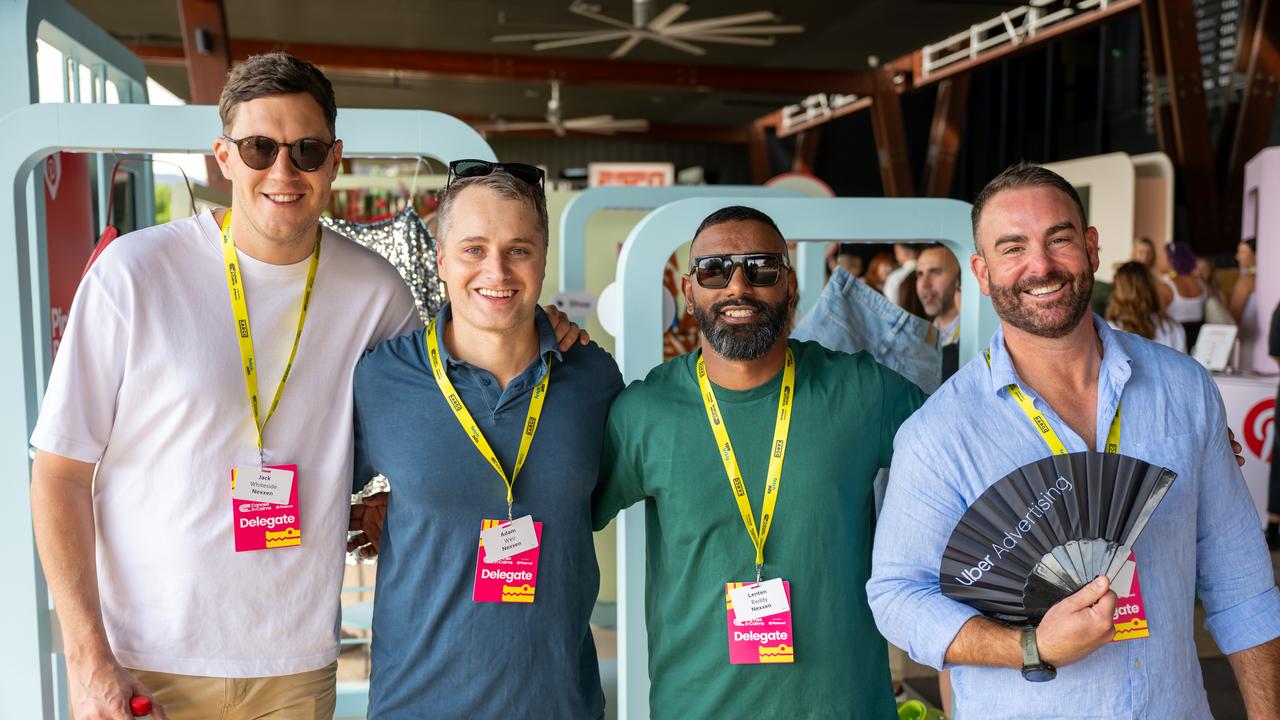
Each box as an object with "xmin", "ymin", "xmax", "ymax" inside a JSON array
[{"xmin": 938, "ymin": 452, "xmax": 1175, "ymax": 625}]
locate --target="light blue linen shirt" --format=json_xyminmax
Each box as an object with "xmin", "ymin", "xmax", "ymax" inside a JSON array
[{"xmin": 868, "ymin": 316, "xmax": 1280, "ymax": 720}]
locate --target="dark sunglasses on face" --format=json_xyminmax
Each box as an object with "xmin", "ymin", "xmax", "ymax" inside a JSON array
[
  {"xmin": 221, "ymin": 135, "xmax": 337, "ymax": 172},
  {"xmin": 689, "ymin": 253, "xmax": 791, "ymax": 289},
  {"xmin": 447, "ymin": 159, "xmax": 545, "ymax": 189}
]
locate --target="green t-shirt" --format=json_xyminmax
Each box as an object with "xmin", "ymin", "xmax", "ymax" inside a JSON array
[{"xmin": 593, "ymin": 339, "xmax": 927, "ymax": 720}]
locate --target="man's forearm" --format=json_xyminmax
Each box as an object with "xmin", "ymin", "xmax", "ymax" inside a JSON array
[
  {"xmin": 943, "ymin": 616, "xmax": 1023, "ymax": 669},
  {"xmin": 1227, "ymin": 636, "xmax": 1280, "ymax": 718},
  {"xmin": 30, "ymin": 459, "xmax": 113, "ymax": 665}
]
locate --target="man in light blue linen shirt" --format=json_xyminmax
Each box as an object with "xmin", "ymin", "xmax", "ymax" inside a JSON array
[{"xmin": 868, "ymin": 162, "xmax": 1280, "ymax": 719}]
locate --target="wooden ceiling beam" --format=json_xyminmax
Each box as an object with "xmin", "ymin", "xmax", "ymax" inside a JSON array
[
  {"xmin": 176, "ymin": 0, "xmax": 230, "ymax": 191},
  {"xmin": 922, "ymin": 75, "xmax": 969, "ymax": 198},
  {"xmin": 1143, "ymin": 0, "xmax": 1224, "ymax": 251},
  {"xmin": 1223, "ymin": 0, "xmax": 1280, "ymax": 239},
  {"xmin": 126, "ymin": 39, "xmax": 871, "ymax": 96},
  {"xmin": 869, "ymin": 67, "xmax": 914, "ymax": 196}
]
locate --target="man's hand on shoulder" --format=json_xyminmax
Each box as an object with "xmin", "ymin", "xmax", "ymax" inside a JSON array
[
  {"xmin": 1228, "ymin": 426, "xmax": 1245, "ymax": 467},
  {"xmin": 348, "ymin": 491, "xmax": 388, "ymax": 559},
  {"xmin": 1036, "ymin": 575, "xmax": 1117, "ymax": 667},
  {"xmin": 543, "ymin": 304, "xmax": 590, "ymax": 352}
]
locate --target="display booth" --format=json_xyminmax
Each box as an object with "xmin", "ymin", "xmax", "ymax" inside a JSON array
[
  {"xmin": 1231, "ymin": 146, "xmax": 1280, "ymax": 524},
  {"xmin": 607, "ymin": 196, "xmax": 994, "ymax": 719},
  {"xmin": 1045, "ymin": 151, "xmax": 1174, "ymax": 283}
]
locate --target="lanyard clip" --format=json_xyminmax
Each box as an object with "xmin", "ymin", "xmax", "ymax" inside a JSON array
[
  {"xmin": 755, "ymin": 563, "xmax": 763, "ymax": 584},
  {"xmin": 507, "ymin": 501, "xmax": 513, "ymax": 522}
]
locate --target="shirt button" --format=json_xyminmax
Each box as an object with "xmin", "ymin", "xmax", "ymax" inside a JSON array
[
  {"xmin": 1133, "ymin": 659, "xmax": 1141, "ymax": 669},
  {"xmin": 481, "ymin": 378, "xmax": 491, "ymax": 386}
]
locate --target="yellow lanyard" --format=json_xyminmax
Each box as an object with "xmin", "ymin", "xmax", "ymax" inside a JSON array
[
  {"xmin": 985, "ymin": 351, "xmax": 1121, "ymax": 455},
  {"xmin": 697, "ymin": 348, "xmax": 796, "ymax": 582},
  {"xmin": 220, "ymin": 210, "xmax": 320, "ymax": 456},
  {"xmin": 425, "ymin": 317, "xmax": 549, "ymax": 520}
]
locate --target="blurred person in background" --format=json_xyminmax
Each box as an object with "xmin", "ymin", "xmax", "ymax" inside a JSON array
[
  {"xmin": 1230, "ymin": 239, "xmax": 1259, "ymax": 373},
  {"xmin": 1159, "ymin": 241, "xmax": 1208, "ymax": 347},
  {"xmin": 882, "ymin": 243, "xmax": 920, "ymax": 310},
  {"xmin": 1131, "ymin": 236, "xmax": 1157, "ymax": 267},
  {"xmin": 836, "ymin": 243, "xmax": 866, "ymax": 279},
  {"xmin": 865, "ymin": 250, "xmax": 898, "ymax": 294},
  {"xmin": 1194, "ymin": 256, "xmax": 1234, "ymax": 326},
  {"xmin": 1105, "ymin": 261, "xmax": 1186, "ymax": 353}
]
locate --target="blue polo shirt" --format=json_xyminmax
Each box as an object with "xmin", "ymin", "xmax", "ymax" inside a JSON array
[{"xmin": 354, "ymin": 304, "xmax": 623, "ymax": 720}]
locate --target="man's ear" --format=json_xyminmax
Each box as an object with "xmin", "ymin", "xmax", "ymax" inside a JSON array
[
  {"xmin": 1085, "ymin": 226, "xmax": 1101, "ymax": 273},
  {"xmin": 328, "ymin": 139, "xmax": 344, "ymax": 183},
  {"xmin": 212, "ymin": 135, "xmax": 233, "ymax": 181},
  {"xmin": 970, "ymin": 251, "xmax": 993, "ymax": 298},
  {"xmin": 681, "ymin": 273, "xmax": 694, "ymax": 314}
]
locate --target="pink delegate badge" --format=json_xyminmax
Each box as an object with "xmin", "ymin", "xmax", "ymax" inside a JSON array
[
  {"xmin": 231, "ymin": 464, "xmax": 301, "ymax": 552},
  {"xmin": 473, "ymin": 518, "xmax": 542, "ymax": 603},
  {"xmin": 726, "ymin": 580, "xmax": 794, "ymax": 664},
  {"xmin": 1111, "ymin": 551, "xmax": 1150, "ymax": 641}
]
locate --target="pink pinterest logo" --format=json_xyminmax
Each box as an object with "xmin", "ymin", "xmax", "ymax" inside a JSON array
[{"xmin": 1244, "ymin": 398, "xmax": 1275, "ymax": 462}]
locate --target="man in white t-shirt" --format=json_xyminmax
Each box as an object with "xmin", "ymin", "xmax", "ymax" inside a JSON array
[
  {"xmin": 28, "ymin": 54, "xmax": 580, "ymax": 720},
  {"xmin": 881, "ymin": 242, "xmax": 919, "ymax": 308}
]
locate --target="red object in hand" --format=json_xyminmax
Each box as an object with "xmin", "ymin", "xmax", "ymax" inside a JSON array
[{"xmin": 129, "ymin": 695, "xmax": 152, "ymax": 717}]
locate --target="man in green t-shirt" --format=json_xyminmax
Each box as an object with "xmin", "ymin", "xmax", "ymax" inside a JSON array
[{"xmin": 593, "ymin": 206, "xmax": 927, "ymax": 719}]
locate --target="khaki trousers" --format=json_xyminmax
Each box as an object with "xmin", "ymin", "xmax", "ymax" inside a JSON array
[{"xmin": 126, "ymin": 661, "xmax": 336, "ymax": 720}]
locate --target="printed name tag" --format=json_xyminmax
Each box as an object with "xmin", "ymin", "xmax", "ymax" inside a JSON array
[
  {"xmin": 480, "ymin": 515, "xmax": 539, "ymax": 562},
  {"xmin": 231, "ymin": 464, "xmax": 301, "ymax": 552},
  {"xmin": 726, "ymin": 580, "xmax": 794, "ymax": 665},
  {"xmin": 727, "ymin": 577, "xmax": 790, "ymax": 622},
  {"xmin": 474, "ymin": 518, "xmax": 542, "ymax": 603},
  {"xmin": 1111, "ymin": 551, "xmax": 1150, "ymax": 642},
  {"xmin": 231, "ymin": 466, "xmax": 294, "ymax": 505}
]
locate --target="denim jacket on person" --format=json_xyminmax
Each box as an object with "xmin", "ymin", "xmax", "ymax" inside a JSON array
[{"xmin": 791, "ymin": 266, "xmax": 942, "ymax": 393}]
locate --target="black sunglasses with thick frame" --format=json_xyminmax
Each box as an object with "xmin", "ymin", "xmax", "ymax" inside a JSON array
[
  {"xmin": 221, "ymin": 135, "xmax": 337, "ymax": 173},
  {"xmin": 688, "ymin": 252, "xmax": 792, "ymax": 289},
  {"xmin": 446, "ymin": 159, "xmax": 545, "ymax": 189}
]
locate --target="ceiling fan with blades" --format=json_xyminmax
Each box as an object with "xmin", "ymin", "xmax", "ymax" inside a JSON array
[
  {"xmin": 472, "ymin": 80, "xmax": 650, "ymax": 136},
  {"xmin": 492, "ymin": 0, "xmax": 804, "ymax": 59}
]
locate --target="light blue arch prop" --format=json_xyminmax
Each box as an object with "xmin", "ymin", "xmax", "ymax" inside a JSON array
[
  {"xmin": 556, "ymin": 185, "xmax": 826, "ymax": 321},
  {"xmin": 0, "ymin": 101, "xmax": 495, "ymax": 718},
  {"xmin": 610, "ymin": 196, "xmax": 995, "ymax": 720}
]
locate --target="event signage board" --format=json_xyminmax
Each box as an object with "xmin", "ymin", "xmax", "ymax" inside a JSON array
[
  {"xmin": 588, "ymin": 163, "xmax": 674, "ymax": 188},
  {"xmin": 1214, "ymin": 374, "xmax": 1276, "ymax": 527}
]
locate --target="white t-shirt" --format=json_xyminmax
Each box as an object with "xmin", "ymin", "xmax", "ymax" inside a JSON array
[
  {"xmin": 31, "ymin": 210, "xmax": 421, "ymax": 677},
  {"xmin": 1107, "ymin": 315, "xmax": 1187, "ymax": 354},
  {"xmin": 881, "ymin": 259, "xmax": 916, "ymax": 308}
]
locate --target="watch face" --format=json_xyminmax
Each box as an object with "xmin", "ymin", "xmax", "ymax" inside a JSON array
[{"xmin": 1023, "ymin": 666, "xmax": 1056, "ymax": 683}]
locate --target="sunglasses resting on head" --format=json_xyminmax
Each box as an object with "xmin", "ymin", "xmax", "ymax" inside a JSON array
[{"xmin": 447, "ymin": 159, "xmax": 545, "ymax": 189}]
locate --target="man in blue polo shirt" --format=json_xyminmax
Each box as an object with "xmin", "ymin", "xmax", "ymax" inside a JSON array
[{"xmin": 350, "ymin": 162, "xmax": 623, "ymax": 719}]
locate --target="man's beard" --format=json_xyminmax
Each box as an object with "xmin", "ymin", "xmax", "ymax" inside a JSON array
[
  {"xmin": 988, "ymin": 268, "xmax": 1094, "ymax": 339},
  {"xmin": 691, "ymin": 294, "xmax": 790, "ymax": 361}
]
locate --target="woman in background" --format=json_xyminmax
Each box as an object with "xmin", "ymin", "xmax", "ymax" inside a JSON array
[
  {"xmin": 864, "ymin": 250, "xmax": 897, "ymax": 294},
  {"xmin": 1231, "ymin": 239, "xmax": 1259, "ymax": 373},
  {"xmin": 1106, "ymin": 261, "xmax": 1187, "ymax": 353},
  {"xmin": 1159, "ymin": 242, "xmax": 1208, "ymax": 347},
  {"xmin": 1195, "ymin": 255, "xmax": 1235, "ymax": 325}
]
